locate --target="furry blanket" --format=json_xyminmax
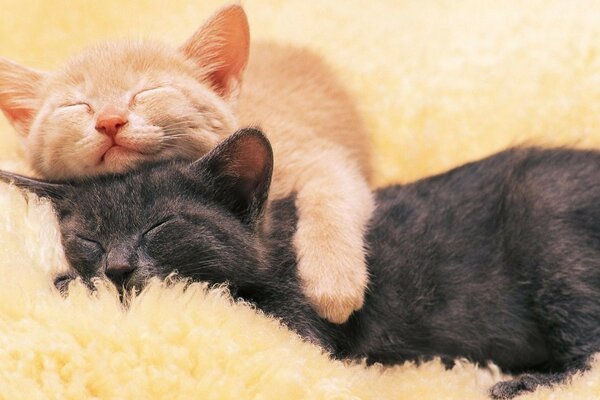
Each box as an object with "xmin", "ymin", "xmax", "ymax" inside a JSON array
[{"xmin": 1, "ymin": 0, "xmax": 600, "ymax": 398}]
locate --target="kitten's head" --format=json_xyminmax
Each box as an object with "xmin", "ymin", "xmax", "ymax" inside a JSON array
[
  {"xmin": 0, "ymin": 5, "xmax": 249, "ymax": 179},
  {"xmin": 0, "ymin": 128, "xmax": 273, "ymax": 293}
]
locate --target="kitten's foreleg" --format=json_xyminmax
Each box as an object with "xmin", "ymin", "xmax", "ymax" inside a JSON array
[{"xmin": 271, "ymin": 142, "xmax": 374, "ymax": 324}]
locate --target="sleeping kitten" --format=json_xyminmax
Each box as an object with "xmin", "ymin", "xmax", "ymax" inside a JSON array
[
  {"xmin": 3, "ymin": 128, "xmax": 600, "ymax": 399},
  {"xmin": 0, "ymin": 5, "xmax": 373, "ymax": 324}
]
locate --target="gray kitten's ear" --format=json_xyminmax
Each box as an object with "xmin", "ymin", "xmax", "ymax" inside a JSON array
[
  {"xmin": 189, "ymin": 127, "xmax": 273, "ymax": 225},
  {"xmin": 0, "ymin": 170, "xmax": 65, "ymax": 200},
  {"xmin": 180, "ymin": 4, "xmax": 250, "ymax": 100}
]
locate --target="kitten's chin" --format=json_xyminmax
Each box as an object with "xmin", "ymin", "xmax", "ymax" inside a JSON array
[
  {"xmin": 96, "ymin": 145, "xmax": 147, "ymax": 173},
  {"xmin": 102, "ymin": 145, "xmax": 140, "ymax": 163}
]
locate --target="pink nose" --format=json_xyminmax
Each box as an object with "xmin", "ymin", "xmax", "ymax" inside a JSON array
[{"xmin": 96, "ymin": 106, "xmax": 128, "ymax": 137}]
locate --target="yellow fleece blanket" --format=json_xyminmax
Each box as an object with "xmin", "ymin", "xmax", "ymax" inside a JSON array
[{"xmin": 1, "ymin": 1, "xmax": 600, "ymax": 398}]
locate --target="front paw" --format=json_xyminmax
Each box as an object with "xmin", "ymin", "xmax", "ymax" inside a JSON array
[
  {"xmin": 489, "ymin": 375, "xmax": 541, "ymax": 399},
  {"xmin": 295, "ymin": 235, "xmax": 369, "ymax": 324}
]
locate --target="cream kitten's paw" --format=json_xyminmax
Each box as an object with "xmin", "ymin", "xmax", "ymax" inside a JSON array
[{"xmin": 294, "ymin": 225, "xmax": 369, "ymax": 324}]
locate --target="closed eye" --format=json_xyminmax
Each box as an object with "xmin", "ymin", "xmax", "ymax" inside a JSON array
[
  {"xmin": 136, "ymin": 87, "xmax": 163, "ymax": 95},
  {"xmin": 60, "ymin": 102, "xmax": 92, "ymax": 110},
  {"xmin": 143, "ymin": 217, "xmax": 175, "ymax": 238},
  {"xmin": 131, "ymin": 87, "xmax": 166, "ymax": 105},
  {"xmin": 75, "ymin": 235, "xmax": 104, "ymax": 251}
]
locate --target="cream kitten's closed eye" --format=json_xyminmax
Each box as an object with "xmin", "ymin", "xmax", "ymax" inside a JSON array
[
  {"xmin": 59, "ymin": 102, "xmax": 91, "ymax": 110},
  {"xmin": 130, "ymin": 86, "xmax": 179, "ymax": 112},
  {"xmin": 131, "ymin": 86, "xmax": 164, "ymax": 102}
]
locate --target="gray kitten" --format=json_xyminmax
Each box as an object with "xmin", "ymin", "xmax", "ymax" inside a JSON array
[{"xmin": 2, "ymin": 128, "xmax": 600, "ymax": 399}]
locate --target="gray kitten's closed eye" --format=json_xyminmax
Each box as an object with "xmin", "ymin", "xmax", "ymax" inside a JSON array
[
  {"xmin": 67, "ymin": 235, "xmax": 104, "ymax": 267},
  {"xmin": 74, "ymin": 235, "xmax": 103, "ymax": 250},
  {"xmin": 143, "ymin": 218, "xmax": 175, "ymax": 239}
]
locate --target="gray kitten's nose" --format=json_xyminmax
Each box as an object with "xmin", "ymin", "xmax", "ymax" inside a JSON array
[
  {"xmin": 106, "ymin": 249, "xmax": 135, "ymax": 287},
  {"xmin": 106, "ymin": 263, "xmax": 135, "ymax": 287}
]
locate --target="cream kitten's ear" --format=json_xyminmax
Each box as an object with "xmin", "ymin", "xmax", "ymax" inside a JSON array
[
  {"xmin": 0, "ymin": 57, "xmax": 45, "ymax": 136},
  {"xmin": 180, "ymin": 4, "xmax": 250, "ymax": 100}
]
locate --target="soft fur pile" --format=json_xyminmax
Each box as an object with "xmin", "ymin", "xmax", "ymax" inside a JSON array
[{"xmin": 1, "ymin": 0, "xmax": 600, "ymax": 398}]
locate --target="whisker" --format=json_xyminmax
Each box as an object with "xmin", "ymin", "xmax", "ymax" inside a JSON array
[
  {"xmin": 160, "ymin": 130, "xmax": 195, "ymax": 136},
  {"xmin": 158, "ymin": 142, "xmax": 203, "ymax": 154},
  {"xmin": 161, "ymin": 123, "xmax": 197, "ymax": 130},
  {"xmin": 158, "ymin": 134, "xmax": 192, "ymax": 140},
  {"xmin": 160, "ymin": 141, "xmax": 199, "ymax": 151},
  {"xmin": 171, "ymin": 261, "xmax": 225, "ymax": 270},
  {"xmin": 165, "ymin": 262, "xmax": 227, "ymax": 276},
  {"xmin": 159, "ymin": 120, "xmax": 199, "ymax": 128}
]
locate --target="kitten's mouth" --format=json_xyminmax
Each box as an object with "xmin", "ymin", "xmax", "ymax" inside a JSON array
[{"xmin": 100, "ymin": 145, "xmax": 143, "ymax": 165}]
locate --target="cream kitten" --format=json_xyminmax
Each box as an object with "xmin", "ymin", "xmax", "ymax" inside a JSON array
[{"xmin": 0, "ymin": 5, "xmax": 373, "ymax": 324}]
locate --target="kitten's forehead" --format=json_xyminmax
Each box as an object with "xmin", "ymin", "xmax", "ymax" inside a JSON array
[
  {"xmin": 47, "ymin": 41, "xmax": 199, "ymax": 98},
  {"xmin": 61, "ymin": 163, "xmax": 199, "ymax": 230}
]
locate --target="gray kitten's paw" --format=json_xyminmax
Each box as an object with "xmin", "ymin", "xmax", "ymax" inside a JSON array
[{"xmin": 489, "ymin": 375, "xmax": 541, "ymax": 399}]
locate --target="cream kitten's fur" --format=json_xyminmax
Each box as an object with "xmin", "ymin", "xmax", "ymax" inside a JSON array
[{"xmin": 0, "ymin": 5, "xmax": 373, "ymax": 324}]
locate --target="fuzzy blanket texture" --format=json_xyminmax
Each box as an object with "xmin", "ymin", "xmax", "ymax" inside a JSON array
[{"xmin": 1, "ymin": 1, "xmax": 600, "ymax": 399}]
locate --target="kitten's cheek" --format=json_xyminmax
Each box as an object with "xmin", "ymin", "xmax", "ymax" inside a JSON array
[
  {"xmin": 49, "ymin": 111, "xmax": 95, "ymax": 139},
  {"xmin": 126, "ymin": 259, "xmax": 155, "ymax": 290},
  {"xmin": 127, "ymin": 272, "xmax": 148, "ymax": 291},
  {"xmin": 128, "ymin": 108, "xmax": 166, "ymax": 134}
]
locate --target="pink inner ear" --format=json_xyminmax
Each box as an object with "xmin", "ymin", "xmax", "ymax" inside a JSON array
[
  {"xmin": 224, "ymin": 133, "xmax": 271, "ymax": 186},
  {"xmin": 235, "ymin": 150, "xmax": 268, "ymax": 183},
  {"xmin": 2, "ymin": 107, "xmax": 30, "ymax": 124},
  {"xmin": 206, "ymin": 26, "xmax": 249, "ymax": 95},
  {"xmin": 0, "ymin": 103, "xmax": 36, "ymax": 135},
  {"xmin": 0, "ymin": 58, "xmax": 44, "ymax": 135},
  {"xmin": 181, "ymin": 5, "xmax": 250, "ymax": 97}
]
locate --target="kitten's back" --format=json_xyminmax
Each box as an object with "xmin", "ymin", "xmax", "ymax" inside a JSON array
[
  {"xmin": 238, "ymin": 43, "xmax": 371, "ymax": 179},
  {"xmin": 337, "ymin": 147, "xmax": 600, "ymax": 371}
]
